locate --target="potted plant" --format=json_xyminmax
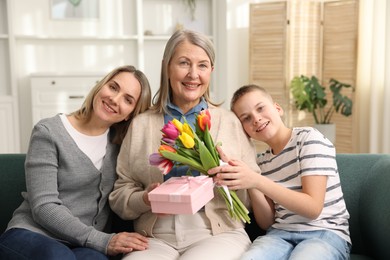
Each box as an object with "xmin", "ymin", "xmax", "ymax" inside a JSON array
[{"xmin": 290, "ymin": 75, "xmax": 353, "ymax": 142}]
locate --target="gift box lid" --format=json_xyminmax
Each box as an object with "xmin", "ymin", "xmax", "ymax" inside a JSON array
[{"xmin": 148, "ymin": 176, "xmax": 213, "ymax": 203}]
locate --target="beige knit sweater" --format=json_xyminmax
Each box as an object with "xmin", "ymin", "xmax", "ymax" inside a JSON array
[{"xmin": 109, "ymin": 105, "xmax": 260, "ymax": 237}]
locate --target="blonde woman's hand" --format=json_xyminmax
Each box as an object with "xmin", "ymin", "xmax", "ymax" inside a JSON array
[{"xmin": 107, "ymin": 232, "xmax": 148, "ymax": 256}]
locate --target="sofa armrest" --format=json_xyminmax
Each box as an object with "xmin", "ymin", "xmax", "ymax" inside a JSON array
[
  {"xmin": 359, "ymin": 155, "xmax": 390, "ymax": 259},
  {"xmin": 0, "ymin": 154, "xmax": 27, "ymax": 233}
]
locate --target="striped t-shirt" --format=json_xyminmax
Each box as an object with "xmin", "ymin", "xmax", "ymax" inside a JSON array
[{"xmin": 257, "ymin": 127, "xmax": 351, "ymax": 244}]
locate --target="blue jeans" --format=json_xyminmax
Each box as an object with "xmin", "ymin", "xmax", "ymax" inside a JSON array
[
  {"xmin": 241, "ymin": 228, "xmax": 351, "ymax": 260},
  {"xmin": 0, "ymin": 228, "xmax": 109, "ymax": 260}
]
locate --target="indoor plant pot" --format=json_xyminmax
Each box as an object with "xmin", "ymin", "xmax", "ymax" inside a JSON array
[{"xmin": 314, "ymin": 123, "xmax": 336, "ymax": 143}]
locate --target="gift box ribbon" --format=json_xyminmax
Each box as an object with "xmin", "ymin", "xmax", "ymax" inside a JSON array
[{"xmin": 167, "ymin": 176, "xmax": 211, "ymax": 202}]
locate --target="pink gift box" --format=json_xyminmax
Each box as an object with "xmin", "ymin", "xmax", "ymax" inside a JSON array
[{"xmin": 148, "ymin": 176, "xmax": 214, "ymax": 215}]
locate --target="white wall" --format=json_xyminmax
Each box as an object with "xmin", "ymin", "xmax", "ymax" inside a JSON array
[
  {"xmin": 11, "ymin": 0, "xmax": 259, "ymax": 152},
  {"xmin": 226, "ymin": 0, "xmax": 252, "ymax": 105}
]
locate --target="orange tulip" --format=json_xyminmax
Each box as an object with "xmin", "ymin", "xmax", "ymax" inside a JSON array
[
  {"xmin": 159, "ymin": 144, "xmax": 177, "ymax": 153},
  {"xmin": 197, "ymin": 109, "xmax": 211, "ymax": 131}
]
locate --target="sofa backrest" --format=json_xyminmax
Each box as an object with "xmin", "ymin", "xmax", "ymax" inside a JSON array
[
  {"xmin": 0, "ymin": 153, "xmax": 26, "ymax": 233},
  {"xmin": 337, "ymin": 153, "xmax": 390, "ymax": 259}
]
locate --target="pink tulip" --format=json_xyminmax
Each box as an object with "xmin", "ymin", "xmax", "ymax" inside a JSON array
[
  {"xmin": 161, "ymin": 121, "xmax": 180, "ymax": 140},
  {"xmin": 158, "ymin": 159, "xmax": 174, "ymax": 175}
]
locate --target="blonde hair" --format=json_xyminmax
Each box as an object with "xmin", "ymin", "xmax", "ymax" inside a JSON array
[
  {"xmin": 151, "ymin": 29, "xmax": 219, "ymax": 114},
  {"xmin": 71, "ymin": 65, "xmax": 151, "ymax": 144}
]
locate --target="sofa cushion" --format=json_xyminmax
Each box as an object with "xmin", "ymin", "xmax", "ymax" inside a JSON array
[
  {"xmin": 337, "ymin": 153, "xmax": 390, "ymax": 260},
  {"xmin": 336, "ymin": 154, "xmax": 378, "ymax": 256},
  {"xmin": 360, "ymin": 155, "xmax": 390, "ymax": 260}
]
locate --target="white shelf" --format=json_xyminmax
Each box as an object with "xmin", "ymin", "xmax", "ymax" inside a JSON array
[
  {"xmin": 0, "ymin": 0, "xmax": 217, "ymax": 153},
  {"xmin": 0, "ymin": 95, "xmax": 13, "ymax": 102},
  {"xmin": 14, "ymin": 35, "xmax": 139, "ymax": 41},
  {"xmin": 0, "ymin": 0, "xmax": 20, "ymax": 153},
  {"xmin": 30, "ymin": 72, "xmax": 106, "ymax": 77},
  {"xmin": 143, "ymin": 35, "xmax": 214, "ymax": 41}
]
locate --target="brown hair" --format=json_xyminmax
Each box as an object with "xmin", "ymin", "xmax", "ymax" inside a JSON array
[
  {"xmin": 71, "ymin": 65, "xmax": 151, "ymax": 144},
  {"xmin": 230, "ymin": 84, "xmax": 273, "ymax": 111},
  {"xmin": 151, "ymin": 29, "xmax": 219, "ymax": 114}
]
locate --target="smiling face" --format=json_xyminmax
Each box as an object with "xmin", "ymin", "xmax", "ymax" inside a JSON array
[
  {"xmin": 232, "ymin": 89, "xmax": 284, "ymax": 144},
  {"xmin": 168, "ymin": 40, "xmax": 213, "ymax": 113},
  {"xmin": 93, "ymin": 71, "xmax": 141, "ymax": 126}
]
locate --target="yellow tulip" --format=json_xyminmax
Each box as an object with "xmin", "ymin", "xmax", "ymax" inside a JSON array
[
  {"xmin": 182, "ymin": 123, "xmax": 194, "ymax": 138},
  {"xmin": 179, "ymin": 132, "xmax": 195, "ymax": 148},
  {"xmin": 172, "ymin": 119, "xmax": 183, "ymax": 133}
]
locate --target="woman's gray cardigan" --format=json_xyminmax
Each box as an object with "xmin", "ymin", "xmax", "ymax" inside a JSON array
[{"xmin": 6, "ymin": 115, "xmax": 118, "ymax": 254}]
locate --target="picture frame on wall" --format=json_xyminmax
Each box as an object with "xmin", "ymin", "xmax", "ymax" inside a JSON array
[{"xmin": 51, "ymin": 0, "xmax": 99, "ymax": 20}]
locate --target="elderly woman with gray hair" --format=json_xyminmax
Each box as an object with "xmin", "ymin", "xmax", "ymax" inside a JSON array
[{"xmin": 109, "ymin": 30, "xmax": 260, "ymax": 260}]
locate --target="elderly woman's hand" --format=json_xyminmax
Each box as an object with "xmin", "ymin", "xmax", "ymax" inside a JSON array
[{"xmin": 142, "ymin": 182, "xmax": 160, "ymax": 206}]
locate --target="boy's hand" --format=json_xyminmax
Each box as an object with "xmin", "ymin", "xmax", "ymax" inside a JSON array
[
  {"xmin": 210, "ymin": 158, "xmax": 261, "ymax": 190},
  {"xmin": 208, "ymin": 146, "xmax": 230, "ymax": 178},
  {"xmin": 216, "ymin": 145, "xmax": 230, "ymax": 163}
]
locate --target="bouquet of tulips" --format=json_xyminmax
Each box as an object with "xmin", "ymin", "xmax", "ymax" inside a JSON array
[{"xmin": 149, "ymin": 109, "xmax": 250, "ymax": 223}]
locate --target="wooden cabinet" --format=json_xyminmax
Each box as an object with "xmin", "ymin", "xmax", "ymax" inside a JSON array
[{"xmin": 30, "ymin": 75, "xmax": 103, "ymax": 126}]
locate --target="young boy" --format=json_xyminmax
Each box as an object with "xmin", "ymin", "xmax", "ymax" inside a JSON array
[{"xmin": 208, "ymin": 84, "xmax": 351, "ymax": 259}]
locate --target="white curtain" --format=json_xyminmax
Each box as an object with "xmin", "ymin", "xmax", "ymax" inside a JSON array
[{"xmin": 356, "ymin": 0, "xmax": 390, "ymax": 153}]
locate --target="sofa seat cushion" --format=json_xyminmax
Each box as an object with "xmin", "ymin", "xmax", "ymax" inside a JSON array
[{"xmin": 350, "ymin": 254, "xmax": 374, "ymax": 260}]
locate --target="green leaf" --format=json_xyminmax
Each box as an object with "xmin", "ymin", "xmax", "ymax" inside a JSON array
[
  {"xmin": 198, "ymin": 140, "xmax": 218, "ymax": 171},
  {"xmin": 290, "ymin": 75, "xmax": 353, "ymax": 124},
  {"xmin": 177, "ymin": 148, "xmax": 201, "ymax": 162},
  {"xmin": 69, "ymin": 0, "xmax": 82, "ymax": 7},
  {"xmin": 203, "ymin": 126, "xmax": 219, "ymax": 164},
  {"xmin": 330, "ymin": 79, "xmax": 353, "ymax": 117}
]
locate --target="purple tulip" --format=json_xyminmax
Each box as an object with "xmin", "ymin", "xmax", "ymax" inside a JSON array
[
  {"xmin": 149, "ymin": 152, "xmax": 174, "ymax": 175},
  {"xmin": 149, "ymin": 153, "xmax": 164, "ymax": 166}
]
